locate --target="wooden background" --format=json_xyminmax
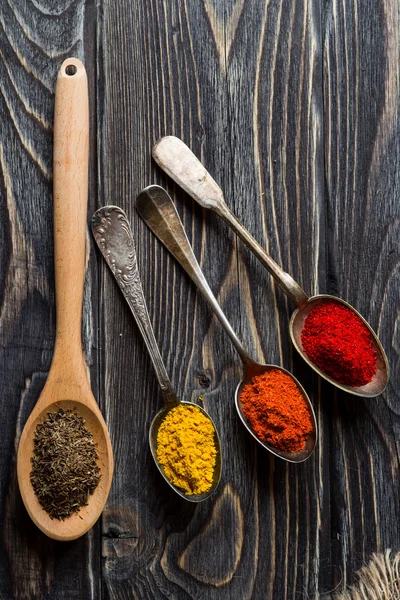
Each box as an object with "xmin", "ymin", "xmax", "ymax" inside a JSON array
[{"xmin": 0, "ymin": 0, "xmax": 399, "ymax": 598}]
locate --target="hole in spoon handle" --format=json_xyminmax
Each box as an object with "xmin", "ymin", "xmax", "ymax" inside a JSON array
[{"xmin": 65, "ymin": 64, "xmax": 77, "ymax": 76}]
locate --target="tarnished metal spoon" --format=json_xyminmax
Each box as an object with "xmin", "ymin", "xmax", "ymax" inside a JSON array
[
  {"xmin": 91, "ymin": 206, "xmax": 221, "ymax": 501},
  {"xmin": 152, "ymin": 136, "xmax": 389, "ymax": 398},
  {"xmin": 137, "ymin": 185, "xmax": 317, "ymax": 463}
]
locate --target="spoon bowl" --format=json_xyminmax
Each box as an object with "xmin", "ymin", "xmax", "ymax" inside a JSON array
[
  {"xmin": 152, "ymin": 136, "xmax": 390, "ymax": 397},
  {"xmin": 18, "ymin": 399, "xmax": 113, "ymax": 541},
  {"xmin": 91, "ymin": 206, "xmax": 222, "ymax": 501},
  {"xmin": 235, "ymin": 363, "xmax": 317, "ymax": 463},
  {"xmin": 290, "ymin": 295, "xmax": 389, "ymax": 397},
  {"xmin": 149, "ymin": 401, "xmax": 222, "ymax": 501},
  {"xmin": 137, "ymin": 185, "xmax": 317, "ymax": 462}
]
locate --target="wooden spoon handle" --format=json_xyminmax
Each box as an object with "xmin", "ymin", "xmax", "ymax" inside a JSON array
[{"xmin": 52, "ymin": 58, "xmax": 89, "ymax": 361}]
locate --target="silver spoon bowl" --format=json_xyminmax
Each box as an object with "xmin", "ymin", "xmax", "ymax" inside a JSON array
[
  {"xmin": 152, "ymin": 136, "xmax": 389, "ymax": 398},
  {"xmin": 235, "ymin": 363, "xmax": 316, "ymax": 463},
  {"xmin": 91, "ymin": 206, "xmax": 221, "ymax": 501},
  {"xmin": 137, "ymin": 185, "xmax": 317, "ymax": 464},
  {"xmin": 290, "ymin": 295, "xmax": 388, "ymax": 396},
  {"xmin": 149, "ymin": 401, "xmax": 222, "ymax": 499}
]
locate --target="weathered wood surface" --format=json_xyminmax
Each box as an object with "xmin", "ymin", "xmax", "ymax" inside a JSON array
[{"xmin": 0, "ymin": 0, "xmax": 398, "ymax": 598}]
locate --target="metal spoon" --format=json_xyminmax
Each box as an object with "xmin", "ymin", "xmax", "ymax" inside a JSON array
[
  {"xmin": 152, "ymin": 136, "xmax": 389, "ymax": 398},
  {"xmin": 136, "ymin": 185, "xmax": 317, "ymax": 463},
  {"xmin": 91, "ymin": 206, "xmax": 221, "ymax": 501}
]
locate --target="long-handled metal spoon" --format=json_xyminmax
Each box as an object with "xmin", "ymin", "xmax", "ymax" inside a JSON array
[
  {"xmin": 137, "ymin": 185, "xmax": 317, "ymax": 463},
  {"xmin": 91, "ymin": 206, "xmax": 221, "ymax": 501},
  {"xmin": 152, "ymin": 136, "xmax": 389, "ymax": 398},
  {"xmin": 17, "ymin": 59, "xmax": 113, "ymax": 541}
]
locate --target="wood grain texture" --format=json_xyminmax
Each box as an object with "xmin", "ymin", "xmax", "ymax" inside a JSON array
[
  {"xmin": 0, "ymin": 0, "xmax": 399, "ymax": 598},
  {"xmin": 0, "ymin": 0, "xmax": 101, "ymax": 597},
  {"xmin": 98, "ymin": 1, "xmax": 326, "ymax": 599},
  {"xmin": 324, "ymin": 0, "xmax": 400, "ymax": 592}
]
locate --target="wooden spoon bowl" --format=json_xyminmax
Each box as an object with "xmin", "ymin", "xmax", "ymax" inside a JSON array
[{"xmin": 18, "ymin": 397, "xmax": 113, "ymax": 541}]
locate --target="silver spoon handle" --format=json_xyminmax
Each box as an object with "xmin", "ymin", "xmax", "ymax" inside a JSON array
[
  {"xmin": 136, "ymin": 185, "xmax": 254, "ymax": 366},
  {"xmin": 153, "ymin": 136, "xmax": 309, "ymax": 307},
  {"xmin": 91, "ymin": 206, "xmax": 177, "ymax": 404}
]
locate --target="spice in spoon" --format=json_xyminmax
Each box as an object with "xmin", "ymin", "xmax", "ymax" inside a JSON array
[
  {"xmin": 240, "ymin": 370, "xmax": 313, "ymax": 452},
  {"xmin": 301, "ymin": 301, "xmax": 377, "ymax": 387},
  {"xmin": 156, "ymin": 404, "xmax": 217, "ymax": 495},
  {"xmin": 30, "ymin": 407, "xmax": 101, "ymax": 520}
]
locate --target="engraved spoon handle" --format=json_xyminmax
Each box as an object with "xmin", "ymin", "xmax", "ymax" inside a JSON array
[
  {"xmin": 91, "ymin": 206, "xmax": 178, "ymax": 404},
  {"xmin": 152, "ymin": 136, "xmax": 309, "ymax": 307},
  {"xmin": 136, "ymin": 185, "xmax": 254, "ymax": 366}
]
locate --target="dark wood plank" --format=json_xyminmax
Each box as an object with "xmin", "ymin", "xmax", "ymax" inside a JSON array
[
  {"xmin": 229, "ymin": 2, "xmax": 330, "ymax": 597},
  {"xmin": 97, "ymin": 1, "xmax": 329, "ymax": 599},
  {"xmin": 0, "ymin": 1, "xmax": 101, "ymax": 598},
  {"xmin": 324, "ymin": 0, "xmax": 400, "ymax": 592},
  {"xmin": 98, "ymin": 1, "xmax": 254, "ymax": 597}
]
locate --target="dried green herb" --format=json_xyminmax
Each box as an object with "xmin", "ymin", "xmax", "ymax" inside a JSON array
[{"xmin": 30, "ymin": 407, "xmax": 101, "ymax": 520}]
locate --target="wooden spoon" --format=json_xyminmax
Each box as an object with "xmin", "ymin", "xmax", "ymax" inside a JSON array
[{"xmin": 17, "ymin": 58, "xmax": 113, "ymax": 541}]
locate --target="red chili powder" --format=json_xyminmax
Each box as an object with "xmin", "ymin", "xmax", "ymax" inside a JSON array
[
  {"xmin": 240, "ymin": 370, "xmax": 313, "ymax": 453},
  {"xmin": 301, "ymin": 301, "xmax": 377, "ymax": 387}
]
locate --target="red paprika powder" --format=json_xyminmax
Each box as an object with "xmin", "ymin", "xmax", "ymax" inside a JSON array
[
  {"xmin": 240, "ymin": 370, "xmax": 313, "ymax": 452},
  {"xmin": 301, "ymin": 301, "xmax": 376, "ymax": 387}
]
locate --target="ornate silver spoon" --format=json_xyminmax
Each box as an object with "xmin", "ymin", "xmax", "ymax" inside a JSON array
[
  {"xmin": 91, "ymin": 206, "xmax": 221, "ymax": 501},
  {"xmin": 152, "ymin": 136, "xmax": 389, "ymax": 397},
  {"xmin": 137, "ymin": 185, "xmax": 317, "ymax": 463}
]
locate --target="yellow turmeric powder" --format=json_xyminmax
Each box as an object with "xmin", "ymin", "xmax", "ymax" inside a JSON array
[{"xmin": 156, "ymin": 404, "xmax": 217, "ymax": 495}]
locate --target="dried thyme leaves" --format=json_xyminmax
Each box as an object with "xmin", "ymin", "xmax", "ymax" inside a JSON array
[{"xmin": 30, "ymin": 408, "xmax": 101, "ymax": 520}]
